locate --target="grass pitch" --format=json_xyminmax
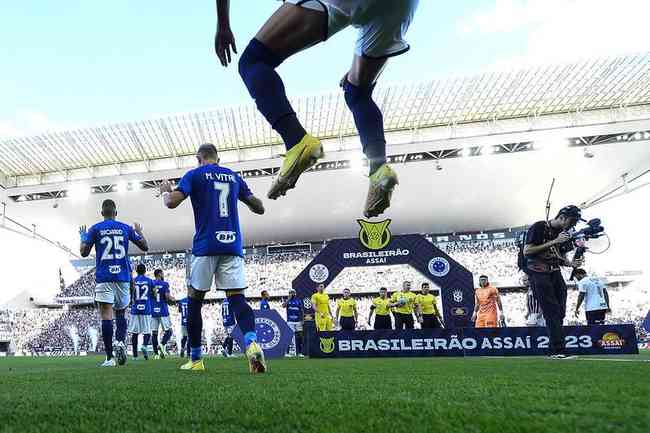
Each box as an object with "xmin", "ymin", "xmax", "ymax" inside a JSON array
[{"xmin": 1, "ymin": 352, "xmax": 649, "ymax": 433}]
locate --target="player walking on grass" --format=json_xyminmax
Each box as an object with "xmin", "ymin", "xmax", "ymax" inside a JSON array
[
  {"xmin": 130, "ymin": 263, "xmax": 155, "ymax": 361},
  {"xmin": 213, "ymin": 0, "xmax": 420, "ymax": 217},
  {"xmin": 159, "ymin": 143, "xmax": 267, "ymax": 373},
  {"xmin": 151, "ymin": 269, "xmax": 175, "ymax": 359},
  {"xmin": 80, "ymin": 199, "xmax": 149, "ymax": 367}
]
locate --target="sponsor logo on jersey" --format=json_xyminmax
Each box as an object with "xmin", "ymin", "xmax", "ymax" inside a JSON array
[
  {"xmin": 320, "ymin": 337, "xmax": 335, "ymax": 354},
  {"xmin": 428, "ymin": 257, "xmax": 450, "ymax": 277},
  {"xmin": 109, "ymin": 265, "xmax": 121, "ymax": 274},
  {"xmin": 215, "ymin": 231, "xmax": 237, "ymax": 243},
  {"xmin": 357, "ymin": 219, "xmax": 392, "ymax": 250},
  {"xmin": 598, "ymin": 332, "xmax": 625, "ymax": 349},
  {"xmin": 309, "ymin": 264, "xmax": 329, "ymax": 283}
]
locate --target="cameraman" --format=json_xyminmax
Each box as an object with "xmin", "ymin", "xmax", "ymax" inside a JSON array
[{"xmin": 524, "ymin": 205, "xmax": 583, "ymax": 359}]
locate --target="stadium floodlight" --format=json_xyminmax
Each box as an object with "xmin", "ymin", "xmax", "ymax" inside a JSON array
[
  {"xmin": 68, "ymin": 184, "xmax": 90, "ymax": 201},
  {"xmin": 634, "ymin": 132, "xmax": 642, "ymax": 140},
  {"xmin": 115, "ymin": 181, "xmax": 128, "ymax": 194},
  {"xmin": 533, "ymin": 138, "xmax": 569, "ymax": 150},
  {"xmin": 349, "ymin": 154, "xmax": 365, "ymax": 171},
  {"xmin": 458, "ymin": 148, "xmax": 468, "ymax": 157},
  {"xmin": 130, "ymin": 181, "xmax": 142, "ymax": 192},
  {"xmin": 644, "ymin": 132, "xmax": 650, "ymax": 140}
]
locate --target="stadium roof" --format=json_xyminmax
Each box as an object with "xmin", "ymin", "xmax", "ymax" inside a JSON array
[{"xmin": 1, "ymin": 52, "xmax": 650, "ymax": 180}]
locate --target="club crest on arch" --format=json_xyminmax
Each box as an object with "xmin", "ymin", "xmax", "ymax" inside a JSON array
[{"xmin": 357, "ymin": 219, "xmax": 392, "ymax": 250}]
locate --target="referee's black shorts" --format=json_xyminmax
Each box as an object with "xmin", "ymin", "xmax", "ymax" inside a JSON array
[
  {"xmin": 394, "ymin": 312, "xmax": 414, "ymax": 329},
  {"xmin": 421, "ymin": 314, "xmax": 442, "ymax": 329},
  {"xmin": 586, "ymin": 309, "xmax": 606, "ymax": 325},
  {"xmin": 374, "ymin": 314, "xmax": 392, "ymax": 330},
  {"xmin": 340, "ymin": 316, "xmax": 356, "ymax": 330}
]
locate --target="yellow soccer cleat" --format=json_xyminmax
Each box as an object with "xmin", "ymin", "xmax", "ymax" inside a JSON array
[
  {"xmin": 268, "ymin": 134, "xmax": 324, "ymax": 200},
  {"xmin": 180, "ymin": 359, "xmax": 205, "ymax": 371},
  {"xmin": 364, "ymin": 163, "xmax": 399, "ymax": 218},
  {"xmin": 245, "ymin": 341, "xmax": 267, "ymax": 374}
]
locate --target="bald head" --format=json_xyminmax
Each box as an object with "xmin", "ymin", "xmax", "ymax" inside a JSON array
[{"xmin": 196, "ymin": 143, "xmax": 219, "ymax": 165}]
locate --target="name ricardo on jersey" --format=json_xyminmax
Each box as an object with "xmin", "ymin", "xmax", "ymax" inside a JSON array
[
  {"xmin": 343, "ymin": 248, "xmax": 410, "ymax": 264},
  {"xmin": 204, "ymin": 172, "xmax": 235, "ymax": 182},
  {"xmin": 99, "ymin": 229, "xmax": 125, "ymax": 236}
]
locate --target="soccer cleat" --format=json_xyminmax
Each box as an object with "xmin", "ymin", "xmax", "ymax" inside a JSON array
[
  {"xmin": 114, "ymin": 341, "xmax": 127, "ymax": 366},
  {"xmin": 159, "ymin": 345, "xmax": 167, "ymax": 359},
  {"xmin": 245, "ymin": 341, "xmax": 267, "ymax": 374},
  {"xmin": 100, "ymin": 358, "xmax": 116, "ymax": 367},
  {"xmin": 364, "ymin": 164, "xmax": 399, "ymax": 218},
  {"xmin": 180, "ymin": 359, "xmax": 205, "ymax": 371},
  {"xmin": 268, "ymin": 134, "xmax": 324, "ymax": 199},
  {"xmin": 154, "ymin": 354, "xmax": 161, "ymax": 360}
]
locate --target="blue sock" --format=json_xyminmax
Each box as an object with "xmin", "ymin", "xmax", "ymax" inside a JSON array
[
  {"xmin": 239, "ymin": 38, "xmax": 305, "ymax": 150},
  {"xmin": 188, "ymin": 297, "xmax": 203, "ymax": 359},
  {"xmin": 227, "ymin": 294, "xmax": 257, "ymax": 348},
  {"xmin": 191, "ymin": 346, "xmax": 202, "ymax": 362},
  {"xmin": 162, "ymin": 329, "xmax": 172, "ymax": 345},
  {"xmin": 151, "ymin": 332, "xmax": 159, "ymax": 354},
  {"xmin": 115, "ymin": 310, "xmax": 127, "ymax": 343},
  {"xmin": 342, "ymin": 79, "xmax": 387, "ymax": 175},
  {"xmin": 101, "ymin": 320, "xmax": 113, "ymax": 360},
  {"xmin": 143, "ymin": 334, "xmax": 151, "ymax": 346},
  {"xmin": 131, "ymin": 334, "xmax": 138, "ymax": 357}
]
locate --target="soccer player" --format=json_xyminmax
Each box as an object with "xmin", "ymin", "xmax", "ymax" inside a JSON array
[
  {"xmin": 214, "ymin": 0, "xmax": 420, "ymax": 217},
  {"xmin": 573, "ymin": 269, "xmax": 610, "ymax": 325},
  {"xmin": 160, "ymin": 143, "xmax": 266, "ymax": 373},
  {"xmin": 79, "ymin": 199, "xmax": 148, "ymax": 367},
  {"xmin": 523, "ymin": 273, "xmax": 545, "ymax": 327},
  {"xmin": 471, "ymin": 275, "xmax": 506, "ymax": 328},
  {"xmin": 416, "ymin": 282, "xmax": 443, "ymax": 329},
  {"xmin": 282, "ymin": 289, "xmax": 304, "ymax": 356},
  {"xmin": 311, "ymin": 283, "xmax": 335, "ymax": 332},
  {"xmin": 151, "ymin": 269, "xmax": 175, "ymax": 359},
  {"xmin": 259, "ymin": 290, "xmax": 271, "ymax": 310},
  {"xmin": 389, "ymin": 281, "xmax": 417, "ymax": 329},
  {"xmin": 336, "ymin": 289, "xmax": 357, "ymax": 330},
  {"xmin": 129, "ymin": 263, "xmax": 155, "ymax": 360},
  {"xmin": 220, "ymin": 297, "xmax": 236, "ymax": 358},
  {"xmin": 368, "ymin": 287, "xmax": 392, "ymax": 330},
  {"xmin": 178, "ymin": 296, "xmax": 190, "ymax": 357}
]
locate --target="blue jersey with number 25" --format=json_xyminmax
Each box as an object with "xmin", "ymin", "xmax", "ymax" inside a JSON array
[
  {"xmin": 176, "ymin": 164, "xmax": 252, "ymax": 257},
  {"xmin": 87, "ymin": 219, "xmax": 142, "ymax": 283}
]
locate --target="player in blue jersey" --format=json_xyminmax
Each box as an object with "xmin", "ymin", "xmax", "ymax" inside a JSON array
[
  {"xmin": 220, "ymin": 298, "xmax": 236, "ymax": 358},
  {"xmin": 129, "ymin": 263, "xmax": 155, "ymax": 360},
  {"xmin": 259, "ymin": 290, "xmax": 271, "ymax": 310},
  {"xmin": 177, "ymin": 297, "xmax": 191, "ymax": 358},
  {"xmin": 282, "ymin": 289, "xmax": 304, "ymax": 357},
  {"xmin": 160, "ymin": 143, "xmax": 266, "ymax": 372},
  {"xmin": 80, "ymin": 199, "xmax": 149, "ymax": 367},
  {"xmin": 213, "ymin": 0, "xmax": 419, "ymax": 217},
  {"xmin": 151, "ymin": 269, "xmax": 176, "ymax": 359}
]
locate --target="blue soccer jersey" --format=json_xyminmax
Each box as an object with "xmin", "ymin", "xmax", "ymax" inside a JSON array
[
  {"xmin": 86, "ymin": 220, "xmax": 142, "ymax": 283},
  {"xmin": 260, "ymin": 298, "xmax": 270, "ymax": 310},
  {"xmin": 151, "ymin": 280, "xmax": 170, "ymax": 318},
  {"xmin": 221, "ymin": 299, "xmax": 236, "ymax": 327},
  {"xmin": 176, "ymin": 164, "xmax": 252, "ymax": 257},
  {"xmin": 178, "ymin": 297, "xmax": 189, "ymax": 326},
  {"xmin": 286, "ymin": 298, "xmax": 303, "ymax": 323},
  {"xmin": 131, "ymin": 275, "xmax": 154, "ymax": 315}
]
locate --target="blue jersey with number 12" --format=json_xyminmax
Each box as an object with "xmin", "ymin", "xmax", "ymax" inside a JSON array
[
  {"xmin": 176, "ymin": 164, "xmax": 252, "ymax": 257},
  {"xmin": 131, "ymin": 275, "xmax": 154, "ymax": 316},
  {"xmin": 87, "ymin": 219, "xmax": 142, "ymax": 283}
]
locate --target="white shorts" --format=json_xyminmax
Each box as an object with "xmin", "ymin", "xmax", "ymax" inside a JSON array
[
  {"xmin": 287, "ymin": 322, "xmax": 303, "ymax": 333},
  {"xmin": 189, "ymin": 255, "xmax": 247, "ymax": 291},
  {"xmin": 286, "ymin": 0, "xmax": 419, "ymax": 58},
  {"xmin": 526, "ymin": 313, "xmax": 547, "ymax": 327},
  {"xmin": 180, "ymin": 325, "xmax": 188, "ymax": 337},
  {"xmin": 128, "ymin": 315, "xmax": 152, "ymax": 334},
  {"xmin": 95, "ymin": 282, "xmax": 130, "ymax": 310},
  {"xmin": 151, "ymin": 316, "xmax": 172, "ymax": 331}
]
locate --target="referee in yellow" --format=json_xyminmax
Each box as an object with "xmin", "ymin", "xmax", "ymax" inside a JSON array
[
  {"xmin": 311, "ymin": 283, "xmax": 334, "ymax": 331},
  {"xmin": 336, "ymin": 289, "xmax": 357, "ymax": 330},
  {"xmin": 389, "ymin": 281, "xmax": 418, "ymax": 329},
  {"xmin": 416, "ymin": 282, "xmax": 444, "ymax": 328},
  {"xmin": 368, "ymin": 287, "xmax": 392, "ymax": 329}
]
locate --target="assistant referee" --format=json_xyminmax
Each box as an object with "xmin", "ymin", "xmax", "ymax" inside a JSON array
[
  {"xmin": 336, "ymin": 289, "xmax": 357, "ymax": 330},
  {"xmin": 416, "ymin": 282, "xmax": 443, "ymax": 328},
  {"xmin": 368, "ymin": 287, "xmax": 392, "ymax": 329}
]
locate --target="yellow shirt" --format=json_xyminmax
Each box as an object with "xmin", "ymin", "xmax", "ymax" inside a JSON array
[
  {"xmin": 372, "ymin": 297, "xmax": 391, "ymax": 316},
  {"xmin": 390, "ymin": 291, "xmax": 417, "ymax": 314},
  {"xmin": 311, "ymin": 292, "xmax": 330, "ymax": 315},
  {"xmin": 416, "ymin": 293, "xmax": 439, "ymax": 315},
  {"xmin": 336, "ymin": 298, "xmax": 356, "ymax": 317}
]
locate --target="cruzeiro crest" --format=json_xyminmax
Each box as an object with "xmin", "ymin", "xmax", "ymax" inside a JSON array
[
  {"xmin": 319, "ymin": 337, "xmax": 335, "ymax": 354},
  {"xmin": 357, "ymin": 219, "xmax": 392, "ymax": 250},
  {"xmin": 255, "ymin": 317, "xmax": 282, "ymax": 350}
]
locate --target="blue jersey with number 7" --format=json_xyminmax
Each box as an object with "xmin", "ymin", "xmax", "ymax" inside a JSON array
[
  {"xmin": 176, "ymin": 164, "xmax": 252, "ymax": 257},
  {"xmin": 86, "ymin": 219, "xmax": 142, "ymax": 283}
]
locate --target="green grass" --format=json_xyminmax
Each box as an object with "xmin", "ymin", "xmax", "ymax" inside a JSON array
[{"xmin": 1, "ymin": 352, "xmax": 649, "ymax": 433}]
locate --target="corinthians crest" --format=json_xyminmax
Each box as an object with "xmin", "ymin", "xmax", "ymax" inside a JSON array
[{"xmin": 357, "ymin": 219, "xmax": 392, "ymax": 250}]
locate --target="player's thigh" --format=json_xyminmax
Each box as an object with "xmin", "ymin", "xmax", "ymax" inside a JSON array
[
  {"xmin": 161, "ymin": 316, "xmax": 172, "ymax": 331},
  {"xmin": 215, "ymin": 255, "xmax": 247, "ymax": 290},
  {"xmin": 255, "ymin": 2, "xmax": 329, "ymax": 59},
  {"xmin": 190, "ymin": 256, "xmax": 218, "ymax": 292}
]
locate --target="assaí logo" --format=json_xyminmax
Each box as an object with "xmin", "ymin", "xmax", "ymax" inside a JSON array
[{"xmin": 597, "ymin": 332, "xmax": 625, "ymax": 349}]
